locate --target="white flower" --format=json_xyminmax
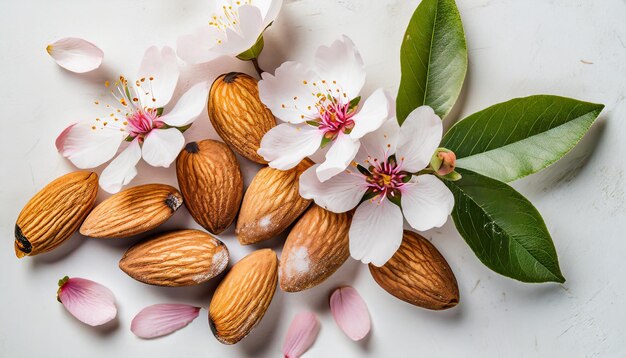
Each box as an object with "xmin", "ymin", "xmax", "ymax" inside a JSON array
[
  {"xmin": 257, "ymin": 35, "xmax": 392, "ymax": 182},
  {"xmin": 56, "ymin": 46, "xmax": 209, "ymax": 193},
  {"xmin": 177, "ymin": 0, "xmax": 282, "ymax": 64},
  {"xmin": 299, "ymin": 106, "xmax": 455, "ymax": 266}
]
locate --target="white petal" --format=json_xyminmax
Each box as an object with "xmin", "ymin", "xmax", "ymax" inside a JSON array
[
  {"xmin": 396, "ymin": 106, "xmax": 442, "ymax": 173},
  {"xmin": 314, "ymin": 35, "xmax": 365, "ymax": 99},
  {"xmin": 259, "ymin": 0, "xmax": 283, "ymax": 27},
  {"xmin": 258, "ymin": 61, "xmax": 320, "ymax": 124},
  {"xmin": 99, "ymin": 139, "xmax": 142, "ymax": 194},
  {"xmin": 401, "ymin": 174, "xmax": 454, "ymax": 231},
  {"xmin": 220, "ymin": 5, "xmax": 264, "ymax": 56},
  {"xmin": 258, "ymin": 123, "xmax": 323, "ymax": 170},
  {"xmin": 315, "ymin": 134, "xmax": 360, "ymax": 182},
  {"xmin": 176, "ymin": 27, "xmax": 224, "ymax": 65},
  {"xmin": 55, "ymin": 122, "xmax": 123, "ymax": 169},
  {"xmin": 160, "ymin": 82, "xmax": 208, "ymax": 127},
  {"xmin": 354, "ymin": 116, "xmax": 400, "ymax": 165},
  {"xmin": 137, "ymin": 46, "xmax": 179, "ymax": 108},
  {"xmin": 141, "ymin": 128, "xmax": 185, "ymax": 168},
  {"xmin": 349, "ymin": 197, "xmax": 404, "ymax": 266},
  {"xmin": 47, "ymin": 38, "xmax": 103, "ymax": 73},
  {"xmin": 299, "ymin": 165, "xmax": 367, "ymax": 213},
  {"xmin": 349, "ymin": 88, "xmax": 391, "ymax": 139}
]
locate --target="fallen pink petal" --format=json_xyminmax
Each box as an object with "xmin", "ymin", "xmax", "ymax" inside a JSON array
[
  {"xmin": 283, "ymin": 311, "xmax": 320, "ymax": 358},
  {"xmin": 46, "ymin": 37, "xmax": 103, "ymax": 73},
  {"xmin": 330, "ymin": 286, "xmax": 371, "ymax": 341},
  {"xmin": 57, "ymin": 276, "xmax": 117, "ymax": 326},
  {"xmin": 131, "ymin": 304, "xmax": 201, "ymax": 339}
]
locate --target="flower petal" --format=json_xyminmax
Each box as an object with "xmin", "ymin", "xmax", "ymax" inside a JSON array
[
  {"xmin": 354, "ymin": 116, "xmax": 400, "ymax": 165},
  {"xmin": 349, "ymin": 197, "xmax": 404, "ymax": 266},
  {"xmin": 258, "ymin": 0, "xmax": 283, "ymax": 27},
  {"xmin": 99, "ymin": 139, "xmax": 142, "ymax": 194},
  {"xmin": 160, "ymin": 82, "xmax": 208, "ymax": 127},
  {"xmin": 299, "ymin": 165, "xmax": 367, "ymax": 213},
  {"xmin": 315, "ymin": 134, "xmax": 360, "ymax": 182},
  {"xmin": 46, "ymin": 38, "xmax": 103, "ymax": 73},
  {"xmin": 329, "ymin": 286, "xmax": 371, "ymax": 341},
  {"xmin": 282, "ymin": 311, "xmax": 320, "ymax": 358},
  {"xmin": 349, "ymin": 88, "xmax": 391, "ymax": 139},
  {"xmin": 395, "ymin": 106, "xmax": 443, "ymax": 173},
  {"xmin": 176, "ymin": 27, "xmax": 225, "ymax": 65},
  {"xmin": 56, "ymin": 122, "xmax": 123, "ymax": 169},
  {"xmin": 401, "ymin": 174, "xmax": 454, "ymax": 231},
  {"xmin": 258, "ymin": 123, "xmax": 323, "ymax": 170},
  {"xmin": 223, "ymin": 5, "xmax": 264, "ymax": 55},
  {"xmin": 57, "ymin": 277, "xmax": 117, "ymax": 326},
  {"xmin": 314, "ymin": 35, "xmax": 365, "ymax": 99},
  {"xmin": 131, "ymin": 304, "xmax": 200, "ymax": 339},
  {"xmin": 258, "ymin": 61, "xmax": 320, "ymax": 124},
  {"xmin": 141, "ymin": 128, "xmax": 185, "ymax": 168},
  {"xmin": 137, "ymin": 46, "xmax": 179, "ymax": 108}
]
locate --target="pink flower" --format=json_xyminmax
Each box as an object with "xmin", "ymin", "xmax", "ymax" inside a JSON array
[
  {"xmin": 56, "ymin": 276, "xmax": 117, "ymax": 326},
  {"xmin": 300, "ymin": 106, "xmax": 455, "ymax": 266},
  {"xmin": 257, "ymin": 35, "xmax": 393, "ymax": 182},
  {"xmin": 56, "ymin": 46, "xmax": 209, "ymax": 193},
  {"xmin": 177, "ymin": 0, "xmax": 283, "ymax": 64}
]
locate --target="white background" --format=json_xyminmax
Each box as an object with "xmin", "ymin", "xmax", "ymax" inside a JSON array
[{"xmin": 1, "ymin": 0, "xmax": 625, "ymax": 357}]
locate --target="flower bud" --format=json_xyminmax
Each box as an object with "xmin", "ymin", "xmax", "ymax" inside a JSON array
[{"xmin": 430, "ymin": 148, "xmax": 456, "ymax": 176}]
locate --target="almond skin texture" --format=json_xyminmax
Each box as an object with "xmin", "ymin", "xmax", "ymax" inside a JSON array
[
  {"xmin": 119, "ymin": 229, "xmax": 229, "ymax": 287},
  {"xmin": 208, "ymin": 72, "xmax": 276, "ymax": 164},
  {"xmin": 209, "ymin": 249, "xmax": 278, "ymax": 344},
  {"xmin": 14, "ymin": 171, "xmax": 98, "ymax": 258},
  {"xmin": 280, "ymin": 205, "xmax": 351, "ymax": 292},
  {"xmin": 80, "ymin": 184, "xmax": 182, "ymax": 238},
  {"xmin": 236, "ymin": 159, "xmax": 313, "ymax": 245},
  {"xmin": 176, "ymin": 140, "xmax": 243, "ymax": 234},
  {"xmin": 369, "ymin": 231, "xmax": 459, "ymax": 310}
]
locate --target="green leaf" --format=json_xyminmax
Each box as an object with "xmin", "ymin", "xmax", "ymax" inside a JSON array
[
  {"xmin": 237, "ymin": 35, "xmax": 265, "ymax": 61},
  {"xmin": 445, "ymin": 168, "xmax": 565, "ymax": 283},
  {"xmin": 442, "ymin": 95, "xmax": 604, "ymax": 182},
  {"xmin": 396, "ymin": 0, "xmax": 467, "ymax": 122}
]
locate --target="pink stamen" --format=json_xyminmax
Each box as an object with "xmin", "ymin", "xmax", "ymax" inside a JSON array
[
  {"xmin": 125, "ymin": 108, "xmax": 163, "ymax": 138},
  {"xmin": 365, "ymin": 156, "xmax": 407, "ymax": 199},
  {"xmin": 316, "ymin": 97, "xmax": 356, "ymax": 138}
]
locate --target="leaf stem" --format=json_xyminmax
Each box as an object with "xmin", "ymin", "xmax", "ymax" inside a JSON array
[{"xmin": 251, "ymin": 57, "xmax": 264, "ymax": 77}]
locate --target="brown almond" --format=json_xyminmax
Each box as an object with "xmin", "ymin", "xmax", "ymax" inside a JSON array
[
  {"xmin": 176, "ymin": 140, "xmax": 243, "ymax": 234},
  {"xmin": 280, "ymin": 205, "xmax": 351, "ymax": 292},
  {"xmin": 119, "ymin": 229, "xmax": 229, "ymax": 286},
  {"xmin": 236, "ymin": 159, "xmax": 313, "ymax": 245},
  {"xmin": 208, "ymin": 72, "xmax": 276, "ymax": 163},
  {"xmin": 14, "ymin": 171, "xmax": 98, "ymax": 258},
  {"xmin": 209, "ymin": 249, "xmax": 278, "ymax": 344},
  {"xmin": 80, "ymin": 184, "xmax": 182, "ymax": 238},
  {"xmin": 369, "ymin": 230, "xmax": 459, "ymax": 310}
]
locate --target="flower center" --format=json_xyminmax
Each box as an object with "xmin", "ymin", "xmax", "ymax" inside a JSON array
[
  {"xmin": 364, "ymin": 157, "xmax": 408, "ymax": 199},
  {"xmin": 313, "ymin": 96, "xmax": 356, "ymax": 141},
  {"xmin": 126, "ymin": 108, "xmax": 163, "ymax": 138}
]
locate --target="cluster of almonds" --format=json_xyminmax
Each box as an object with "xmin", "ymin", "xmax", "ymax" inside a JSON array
[{"xmin": 14, "ymin": 72, "xmax": 459, "ymax": 345}]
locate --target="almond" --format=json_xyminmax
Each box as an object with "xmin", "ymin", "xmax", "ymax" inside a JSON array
[
  {"xmin": 176, "ymin": 140, "xmax": 243, "ymax": 234},
  {"xmin": 280, "ymin": 205, "xmax": 351, "ymax": 292},
  {"xmin": 236, "ymin": 159, "xmax": 313, "ymax": 245},
  {"xmin": 14, "ymin": 171, "xmax": 98, "ymax": 258},
  {"xmin": 209, "ymin": 249, "xmax": 278, "ymax": 344},
  {"xmin": 80, "ymin": 184, "xmax": 182, "ymax": 238},
  {"xmin": 119, "ymin": 229, "xmax": 229, "ymax": 287},
  {"xmin": 208, "ymin": 72, "xmax": 276, "ymax": 163},
  {"xmin": 369, "ymin": 230, "xmax": 459, "ymax": 310}
]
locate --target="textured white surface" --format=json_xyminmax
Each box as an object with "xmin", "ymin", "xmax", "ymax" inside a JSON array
[{"xmin": 1, "ymin": 0, "xmax": 625, "ymax": 357}]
